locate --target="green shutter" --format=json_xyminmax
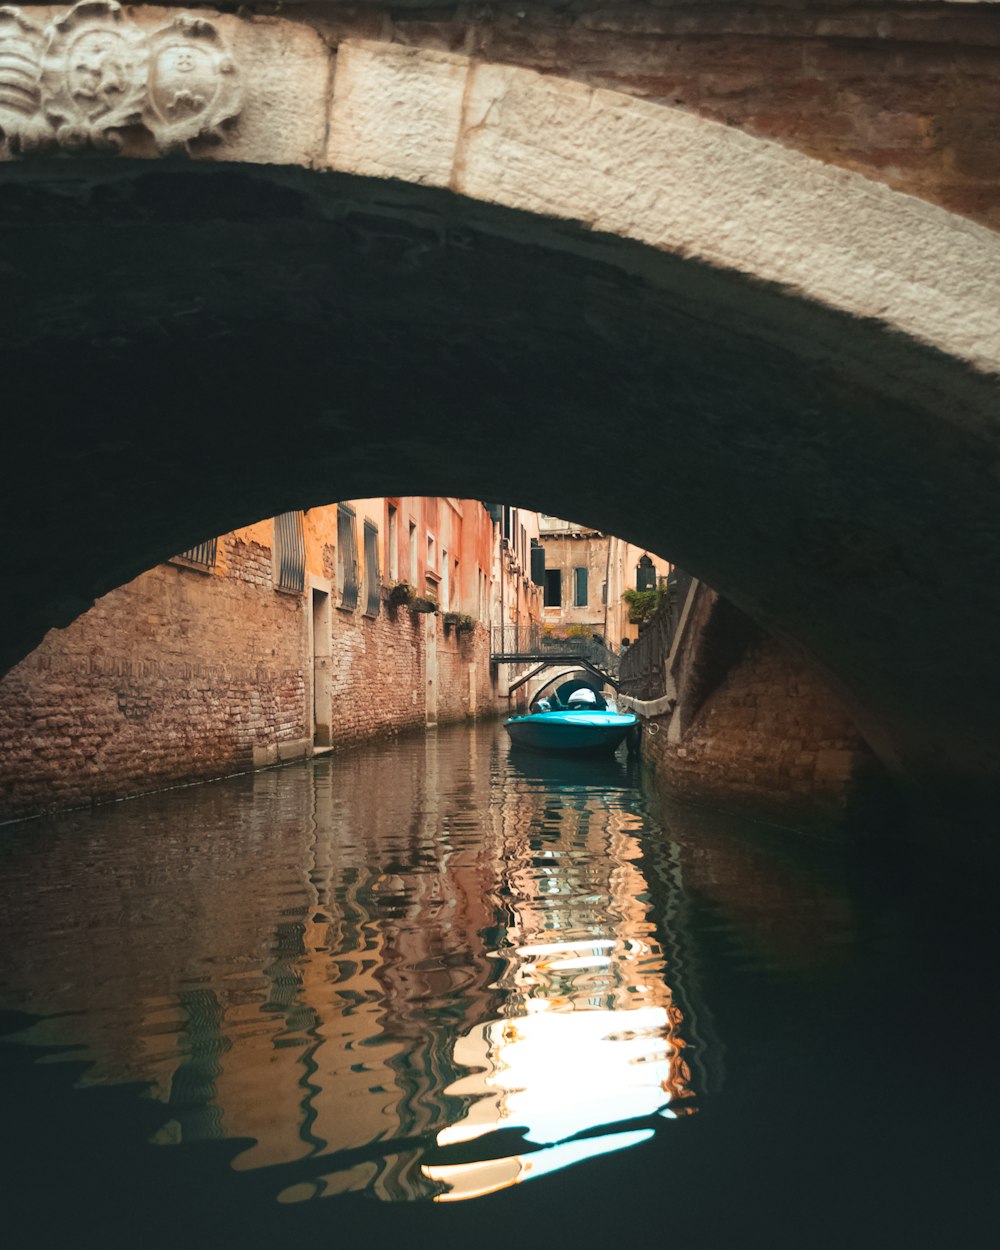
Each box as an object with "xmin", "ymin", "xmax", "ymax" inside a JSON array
[{"xmin": 530, "ymin": 543, "xmax": 546, "ymax": 586}]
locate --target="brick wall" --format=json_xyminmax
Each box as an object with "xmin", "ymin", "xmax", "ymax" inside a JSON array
[
  {"xmin": 0, "ymin": 538, "xmax": 307, "ymax": 820},
  {"xmin": 325, "ymin": 601, "xmax": 499, "ymax": 747},
  {"xmin": 327, "ymin": 600, "xmax": 426, "ymax": 746},
  {"xmin": 641, "ymin": 628, "xmax": 882, "ymax": 827},
  {"xmin": 0, "ymin": 545, "xmax": 503, "ymax": 822},
  {"xmin": 438, "ymin": 621, "xmax": 496, "ymax": 724}
]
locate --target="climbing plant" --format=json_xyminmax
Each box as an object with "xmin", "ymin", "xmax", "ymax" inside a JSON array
[{"xmin": 622, "ymin": 586, "xmax": 667, "ymax": 624}]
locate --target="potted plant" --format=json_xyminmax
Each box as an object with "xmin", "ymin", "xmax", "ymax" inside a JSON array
[
  {"xmin": 386, "ymin": 581, "xmax": 415, "ymax": 608},
  {"xmin": 444, "ymin": 612, "xmax": 475, "ymax": 635}
]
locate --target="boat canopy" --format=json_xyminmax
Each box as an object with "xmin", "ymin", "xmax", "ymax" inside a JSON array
[{"xmin": 554, "ymin": 680, "xmax": 608, "ymax": 710}]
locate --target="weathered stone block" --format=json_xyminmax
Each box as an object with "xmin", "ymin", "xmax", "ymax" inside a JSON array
[
  {"xmin": 327, "ymin": 40, "xmax": 468, "ymax": 186},
  {"xmin": 277, "ymin": 738, "xmax": 309, "ymax": 762},
  {"xmin": 816, "ymin": 749, "xmax": 859, "ymax": 782}
]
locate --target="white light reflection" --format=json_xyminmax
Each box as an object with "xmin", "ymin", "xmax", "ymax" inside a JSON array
[
  {"xmin": 515, "ymin": 939, "xmax": 617, "ymax": 957},
  {"xmin": 421, "ymin": 929, "xmax": 689, "ymax": 1202},
  {"xmin": 423, "ymin": 1130, "xmax": 656, "ymax": 1203}
]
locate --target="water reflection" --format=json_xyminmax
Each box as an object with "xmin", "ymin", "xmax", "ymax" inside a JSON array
[
  {"xmin": 422, "ymin": 744, "xmax": 692, "ymax": 1201},
  {"xmin": 5, "ymin": 726, "xmax": 997, "ymax": 1247},
  {"xmin": 0, "ymin": 724, "xmax": 700, "ymax": 1204}
]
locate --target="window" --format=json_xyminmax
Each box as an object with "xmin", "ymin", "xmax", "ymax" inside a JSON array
[
  {"xmin": 337, "ymin": 504, "xmax": 359, "ymax": 609},
  {"xmin": 574, "ymin": 566, "xmax": 588, "ymax": 607},
  {"xmin": 363, "ymin": 519, "xmax": 380, "ymax": 616},
  {"xmin": 544, "ymin": 569, "xmax": 562, "ymax": 607},
  {"xmin": 173, "ymin": 538, "xmax": 217, "ymax": 570},
  {"xmin": 636, "ymin": 554, "xmax": 656, "ymax": 591},
  {"xmin": 387, "ymin": 505, "xmax": 398, "ymax": 581},
  {"xmin": 427, "ymin": 533, "xmax": 436, "ymax": 570},
  {"xmin": 441, "ymin": 548, "xmax": 449, "ymax": 609},
  {"xmin": 409, "ymin": 521, "xmax": 417, "ymax": 581},
  {"xmin": 274, "ymin": 512, "xmax": 305, "ymax": 593}
]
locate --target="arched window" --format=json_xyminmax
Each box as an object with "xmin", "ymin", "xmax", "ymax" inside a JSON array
[{"xmin": 636, "ymin": 554, "xmax": 656, "ymax": 592}]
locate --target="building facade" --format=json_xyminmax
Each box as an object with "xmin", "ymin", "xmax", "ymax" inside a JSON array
[
  {"xmin": 0, "ymin": 498, "xmax": 542, "ymax": 822},
  {"xmin": 536, "ymin": 516, "xmax": 672, "ymax": 650}
]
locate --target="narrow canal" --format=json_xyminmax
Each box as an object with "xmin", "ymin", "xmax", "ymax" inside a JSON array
[{"xmin": 1, "ymin": 723, "xmax": 995, "ymax": 1248}]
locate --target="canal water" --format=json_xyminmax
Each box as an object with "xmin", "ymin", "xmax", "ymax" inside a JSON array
[{"xmin": 1, "ymin": 723, "xmax": 995, "ymax": 1248}]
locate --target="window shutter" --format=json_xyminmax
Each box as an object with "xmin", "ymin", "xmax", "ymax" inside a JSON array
[
  {"xmin": 530, "ymin": 542, "xmax": 545, "ymax": 586},
  {"xmin": 274, "ymin": 512, "xmax": 305, "ymax": 593},
  {"xmin": 364, "ymin": 520, "xmax": 380, "ymax": 616}
]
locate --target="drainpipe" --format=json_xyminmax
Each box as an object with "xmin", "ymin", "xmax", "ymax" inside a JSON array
[
  {"xmin": 602, "ymin": 535, "xmax": 613, "ymax": 645},
  {"xmin": 498, "ymin": 523, "xmax": 505, "ymax": 706},
  {"xmin": 499, "ymin": 527, "xmax": 504, "ymax": 642}
]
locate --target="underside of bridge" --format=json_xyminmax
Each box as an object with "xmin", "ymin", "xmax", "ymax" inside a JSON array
[
  {"xmin": 0, "ymin": 7, "xmax": 998, "ymax": 813},
  {"xmin": 2, "ymin": 155, "xmax": 998, "ymax": 803}
]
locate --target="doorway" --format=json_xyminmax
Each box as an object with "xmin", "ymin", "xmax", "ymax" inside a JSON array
[{"xmin": 311, "ymin": 585, "xmax": 332, "ymax": 746}]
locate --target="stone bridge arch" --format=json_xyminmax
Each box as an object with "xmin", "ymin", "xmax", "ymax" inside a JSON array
[{"xmin": 1, "ymin": 8, "xmax": 999, "ymax": 796}]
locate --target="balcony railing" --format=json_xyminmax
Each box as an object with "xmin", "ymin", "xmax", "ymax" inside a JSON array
[{"xmin": 618, "ymin": 569, "xmax": 694, "ymax": 699}]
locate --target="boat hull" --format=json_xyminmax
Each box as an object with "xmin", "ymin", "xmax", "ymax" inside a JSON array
[{"xmin": 504, "ymin": 710, "xmax": 638, "ymax": 755}]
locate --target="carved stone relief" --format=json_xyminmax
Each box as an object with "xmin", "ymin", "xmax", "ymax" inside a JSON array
[
  {"xmin": 0, "ymin": 7, "xmax": 47, "ymax": 152},
  {"xmin": 0, "ymin": 1, "xmax": 241, "ymax": 154},
  {"xmin": 41, "ymin": 1, "xmax": 149, "ymax": 150},
  {"xmin": 145, "ymin": 17, "xmax": 240, "ymax": 151}
]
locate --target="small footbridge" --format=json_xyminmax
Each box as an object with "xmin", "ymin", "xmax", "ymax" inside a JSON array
[{"xmin": 490, "ymin": 627, "xmax": 621, "ymax": 697}]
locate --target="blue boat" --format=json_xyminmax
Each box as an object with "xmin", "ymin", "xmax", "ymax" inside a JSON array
[{"xmin": 504, "ymin": 680, "xmax": 638, "ymax": 756}]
